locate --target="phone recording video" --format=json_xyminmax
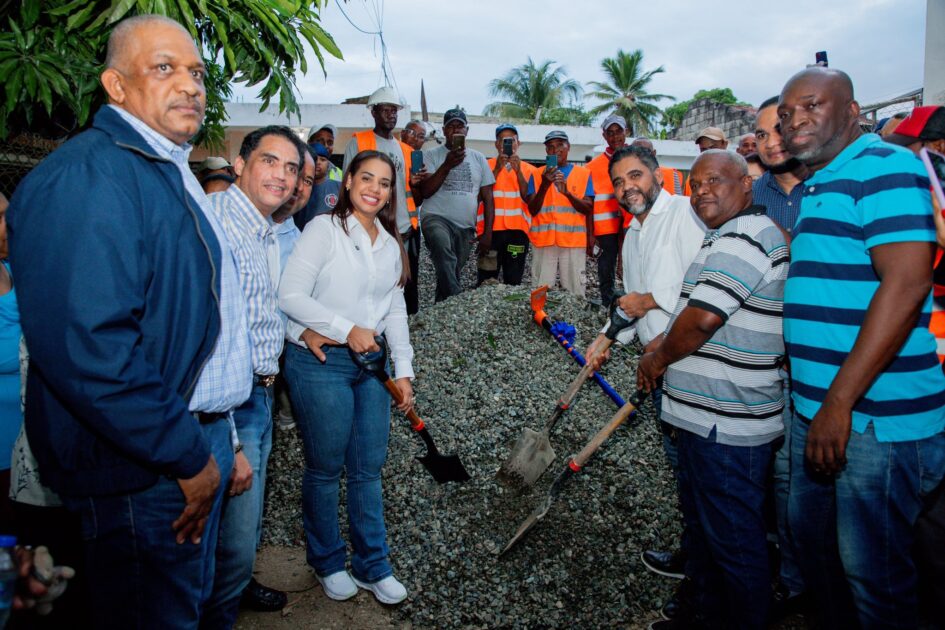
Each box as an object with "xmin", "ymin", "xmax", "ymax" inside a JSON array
[{"xmin": 920, "ymin": 147, "xmax": 945, "ymax": 210}]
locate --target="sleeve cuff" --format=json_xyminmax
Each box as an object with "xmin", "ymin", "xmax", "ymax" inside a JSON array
[{"xmin": 330, "ymin": 315, "xmax": 356, "ymax": 344}]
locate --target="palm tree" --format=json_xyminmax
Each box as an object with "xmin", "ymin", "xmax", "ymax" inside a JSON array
[
  {"xmin": 483, "ymin": 57, "xmax": 583, "ymax": 123},
  {"xmin": 586, "ymin": 49, "xmax": 674, "ymax": 136}
]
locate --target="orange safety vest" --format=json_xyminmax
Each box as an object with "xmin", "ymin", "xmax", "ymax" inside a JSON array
[
  {"xmin": 352, "ymin": 130, "xmax": 418, "ymax": 229},
  {"xmin": 932, "ymin": 248, "xmax": 945, "ymax": 364},
  {"xmin": 586, "ymin": 153, "xmax": 622, "ymax": 237},
  {"xmin": 529, "ymin": 165, "xmax": 591, "ymax": 248},
  {"xmin": 475, "ymin": 158, "xmax": 536, "ymax": 236},
  {"xmin": 660, "ymin": 166, "xmax": 684, "ymax": 196}
]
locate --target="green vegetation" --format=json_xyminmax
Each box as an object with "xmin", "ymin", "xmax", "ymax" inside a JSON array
[
  {"xmin": 661, "ymin": 88, "xmax": 751, "ymax": 131},
  {"xmin": 585, "ymin": 49, "xmax": 673, "ymax": 136},
  {"xmin": 483, "ymin": 57, "xmax": 585, "ymax": 125}
]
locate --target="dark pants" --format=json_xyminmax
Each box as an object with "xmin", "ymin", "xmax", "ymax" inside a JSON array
[
  {"xmin": 422, "ymin": 215, "xmax": 475, "ymax": 303},
  {"xmin": 677, "ymin": 427, "xmax": 774, "ymax": 629},
  {"xmin": 477, "ymin": 229, "xmax": 529, "ymax": 286},
  {"xmin": 401, "ymin": 227, "xmax": 420, "ymax": 315},
  {"xmin": 595, "ymin": 232, "xmax": 619, "ymax": 306},
  {"xmin": 917, "ymin": 478, "xmax": 945, "ymax": 628},
  {"xmin": 63, "ymin": 418, "xmax": 234, "ymax": 630}
]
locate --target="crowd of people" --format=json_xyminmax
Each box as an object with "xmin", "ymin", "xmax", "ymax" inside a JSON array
[{"xmin": 0, "ymin": 11, "xmax": 943, "ymax": 630}]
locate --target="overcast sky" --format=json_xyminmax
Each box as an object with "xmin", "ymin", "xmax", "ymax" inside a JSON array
[{"xmin": 231, "ymin": 0, "xmax": 927, "ymax": 122}]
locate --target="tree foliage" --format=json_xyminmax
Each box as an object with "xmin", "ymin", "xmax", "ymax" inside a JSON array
[
  {"xmin": 661, "ymin": 88, "xmax": 751, "ymax": 131},
  {"xmin": 0, "ymin": 0, "xmax": 342, "ymax": 147},
  {"xmin": 483, "ymin": 58, "xmax": 585, "ymax": 125},
  {"xmin": 585, "ymin": 49, "xmax": 672, "ymax": 136}
]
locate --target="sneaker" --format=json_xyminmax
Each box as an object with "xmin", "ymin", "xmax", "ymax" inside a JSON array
[
  {"xmin": 661, "ymin": 578, "xmax": 693, "ymax": 620},
  {"xmin": 641, "ymin": 549, "xmax": 686, "ymax": 580},
  {"xmin": 316, "ymin": 570, "xmax": 358, "ymax": 601},
  {"xmin": 276, "ymin": 409, "xmax": 296, "ymax": 431},
  {"xmin": 352, "ymin": 575, "xmax": 408, "ymax": 605},
  {"xmin": 769, "ymin": 581, "xmax": 807, "ymax": 621}
]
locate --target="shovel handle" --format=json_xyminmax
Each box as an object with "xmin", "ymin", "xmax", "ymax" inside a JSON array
[
  {"xmin": 559, "ymin": 334, "xmax": 613, "ymax": 408},
  {"xmin": 570, "ymin": 390, "xmax": 645, "ymax": 471},
  {"xmin": 380, "ymin": 377, "xmax": 426, "ymax": 431}
]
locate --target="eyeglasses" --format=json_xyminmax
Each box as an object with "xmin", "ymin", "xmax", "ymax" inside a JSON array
[{"xmin": 404, "ymin": 128, "xmax": 426, "ymax": 140}]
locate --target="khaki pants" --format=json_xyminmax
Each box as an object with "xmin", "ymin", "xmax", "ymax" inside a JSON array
[{"xmin": 532, "ymin": 245, "xmax": 586, "ymax": 298}]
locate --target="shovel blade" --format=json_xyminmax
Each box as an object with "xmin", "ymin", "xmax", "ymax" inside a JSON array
[
  {"xmin": 496, "ymin": 428, "xmax": 556, "ymax": 488},
  {"xmin": 497, "ymin": 495, "xmax": 553, "ymax": 557},
  {"xmin": 417, "ymin": 453, "xmax": 471, "ymax": 484}
]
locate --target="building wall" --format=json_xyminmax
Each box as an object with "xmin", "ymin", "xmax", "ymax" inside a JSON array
[
  {"xmin": 668, "ymin": 97, "xmax": 757, "ymax": 144},
  {"xmin": 926, "ymin": 0, "xmax": 945, "ymax": 105}
]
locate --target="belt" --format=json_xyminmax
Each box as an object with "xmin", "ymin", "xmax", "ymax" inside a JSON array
[
  {"xmin": 195, "ymin": 411, "xmax": 228, "ymax": 424},
  {"xmin": 254, "ymin": 373, "xmax": 277, "ymax": 388}
]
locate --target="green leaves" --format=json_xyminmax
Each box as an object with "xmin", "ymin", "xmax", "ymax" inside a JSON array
[
  {"xmin": 585, "ymin": 49, "xmax": 673, "ymax": 137},
  {"xmin": 484, "ymin": 57, "xmax": 584, "ymax": 124}
]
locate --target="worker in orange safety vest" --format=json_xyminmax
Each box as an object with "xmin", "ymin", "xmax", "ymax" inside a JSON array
[{"xmin": 527, "ymin": 130, "xmax": 595, "ymax": 298}]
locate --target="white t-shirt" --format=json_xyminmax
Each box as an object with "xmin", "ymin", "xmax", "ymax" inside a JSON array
[{"xmin": 420, "ymin": 145, "xmax": 495, "ymax": 229}]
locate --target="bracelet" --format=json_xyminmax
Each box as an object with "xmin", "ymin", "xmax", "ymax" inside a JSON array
[{"xmin": 234, "ymin": 443, "xmax": 243, "ymax": 454}]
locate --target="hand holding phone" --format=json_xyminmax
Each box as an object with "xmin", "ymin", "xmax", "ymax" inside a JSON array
[
  {"xmin": 920, "ymin": 147, "xmax": 945, "ymax": 210},
  {"xmin": 502, "ymin": 137, "xmax": 514, "ymax": 157},
  {"xmin": 410, "ymin": 150, "xmax": 424, "ymax": 175},
  {"xmin": 451, "ymin": 135, "xmax": 465, "ymax": 151}
]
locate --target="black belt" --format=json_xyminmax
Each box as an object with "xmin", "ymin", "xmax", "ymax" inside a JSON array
[
  {"xmin": 254, "ymin": 373, "xmax": 277, "ymax": 388},
  {"xmin": 195, "ymin": 411, "xmax": 228, "ymax": 424}
]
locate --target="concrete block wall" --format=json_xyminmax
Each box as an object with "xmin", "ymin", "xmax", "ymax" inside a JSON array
[{"xmin": 668, "ymin": 98, "xmax": 758, "ymax": 143}]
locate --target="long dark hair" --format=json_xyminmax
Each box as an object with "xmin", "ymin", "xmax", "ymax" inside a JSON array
[{"xmin": 331, "ymin": 150, "xmax": 410, "ymax": 287}]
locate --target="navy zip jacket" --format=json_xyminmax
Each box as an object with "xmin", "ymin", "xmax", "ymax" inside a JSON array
[{"xmin": 8, "ymin": 106, "xmax": 222, "ymax": 497}]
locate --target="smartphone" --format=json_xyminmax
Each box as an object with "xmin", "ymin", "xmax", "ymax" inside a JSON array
[
  {"xmin": 410, "ymin": 150, "xmax": 424, "ymax": 174},
  {"xmin": 545, "ymin": 154, "xmax": 558, "ymax": 169},
  {"xmin": 920, "ymin": 147, "xmax": 945, "ymax": 210},
  {"xmin": 451, "ymin": 135, "xmax": 465, "ymax": 151},
  {"xmin": 502, "ymin": 137, "xmax": 514, "ymax": 157},
  {"xmin": 815, "ymin": 51, "xmax": 828, "ymax": 67}
]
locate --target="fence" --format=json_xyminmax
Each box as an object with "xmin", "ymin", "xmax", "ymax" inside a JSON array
[
  {"xmin": 860, "ymin": 88, "xmax": 924, "ymax": 130},
  {"xmin": 0, "ymin": 134, "xmax": 61, "ymax": 199}
]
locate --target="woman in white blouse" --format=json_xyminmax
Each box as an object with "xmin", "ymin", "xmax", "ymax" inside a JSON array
[{"xmin": 279, "ymin": 150, "xmax": 413, "ymax": 605}]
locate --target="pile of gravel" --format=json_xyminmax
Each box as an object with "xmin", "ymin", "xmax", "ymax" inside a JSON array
[{"xmin": 263, "ymin": 246, "xmax": 682, "ymax": 627}]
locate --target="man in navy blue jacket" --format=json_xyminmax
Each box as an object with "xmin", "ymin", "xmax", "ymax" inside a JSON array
[{"xmin": 8, "ymin": 15, "xmax": 253, "ymax": 629}]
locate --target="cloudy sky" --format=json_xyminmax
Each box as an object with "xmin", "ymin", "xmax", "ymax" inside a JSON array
[{"xmin": 232, "ymin": 0, "xmax": 927, "ymax": 121}]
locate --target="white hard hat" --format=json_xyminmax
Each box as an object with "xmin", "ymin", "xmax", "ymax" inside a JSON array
[{"xmin": 366, "ymin": 86, "xmax": 403, "ymax": 109}]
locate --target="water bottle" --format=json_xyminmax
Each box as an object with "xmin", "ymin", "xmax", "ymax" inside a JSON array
[{"xmin": 0, "ymin": 535, "xmax": 17, "ymax": 629}]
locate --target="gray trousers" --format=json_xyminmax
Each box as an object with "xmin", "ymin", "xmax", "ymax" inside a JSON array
[{"xmin": 421, "ymin": 214, "xmax": 475, "ymax": 303}]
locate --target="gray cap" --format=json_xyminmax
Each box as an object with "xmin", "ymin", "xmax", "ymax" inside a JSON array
[
  {"xmin": 601, "ymin": 114, "xmax": 628, "ymax": 131},
  {"xmin": 443, "ymin": 108, "xmax": 468, "ymax": 126},
  {"xmin": 307, "ymin": 123, "xmax": 337, "ymax": 141},
  {"xmin": 544, "ymin": 130, "xmax": 569, "ymax": 143},
  {"xmin": 197, "ymin": 156, "xmax": 231, "ymax": 171}
]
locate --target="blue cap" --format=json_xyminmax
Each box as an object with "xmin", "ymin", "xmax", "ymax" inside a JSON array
[
  {"xmin": 308, "ymin": 142, "xmax": 331, "ymax": 159},
  {"xmin": 495, "ymin": 123, "xmax": 518, "ymax": 138},
  {"xmin": 544, "ymin": 130, "xmax": 569, "ymax": 143},
  {"xmin": 0, "ymin": 535, "xmax": 16, "ymax": 547}
]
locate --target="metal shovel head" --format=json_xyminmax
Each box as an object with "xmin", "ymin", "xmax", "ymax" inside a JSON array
[
  {"xmin": 496, "ymin": 428, "xmax": 555, "ymax": 488},
  {"xmin": 417, "ymin": 452, "xmax": 471, "ymax": 484},
  {"xmin": 497, "ymin": 493, "xmax": 553, "ymax": 557}
]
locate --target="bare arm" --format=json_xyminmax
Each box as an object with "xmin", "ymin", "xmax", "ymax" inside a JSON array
[{"xmin": 636, "ymin": 306, "xmax": 724, "ymax": 392}]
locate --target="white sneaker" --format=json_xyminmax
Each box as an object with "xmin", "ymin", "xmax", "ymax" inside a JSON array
[
  {"xmin": 276, "ymin": 410, "xmax": 295, "ymax": 430},
  {"xmin": 351, "ymin": 575, "xmax": 408, "ymax": 604},
  {"xmin": 316, "ymin": 571, "xmax": 358, "ymax": 601}
]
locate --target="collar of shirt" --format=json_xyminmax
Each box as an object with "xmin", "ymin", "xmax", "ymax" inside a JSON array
[
  {"xmin": 108, "ymin": 105, "xmax": 193, "ymax": 166},
  {"xmin": 603, "ymin": 147, "xmax": 616, "ymax": 160},
  {"xmin": 269, "ymin": 216, "xmax": 299, "ymax": 235},
  {"xmin": 628, "ymin": 189, "xmax": 675, "ymax": 231},
  {"xmin": 808, "ymin": 133, "xmax": 877, "ymax": 181},
  {"xmin": 343, "ymin": 213, "xmax": 392, "ymax": 250},
  {"xmin": 708, "ymin": 204, "xmax": 767, "ymax": 234},
  {"xmin": 757, "ymin": 171, "xmax": 791, "ymax": 198},
  {"xmin": 220, "ymin": 184, "xmax": 272, "ymax": 241}
]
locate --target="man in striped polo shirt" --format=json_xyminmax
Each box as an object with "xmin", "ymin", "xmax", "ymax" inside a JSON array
[
  {"xmin": 779, "ymin": 67, "xmax": 945, "ymax": 629},
  {"xmin": 638, "ymin": 150, "xmax": 789, "ymax": 629}
]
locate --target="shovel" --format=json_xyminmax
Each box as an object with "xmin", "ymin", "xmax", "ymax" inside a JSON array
[
  {"xmin": 497, "ymin": 389, "xmax": 646, "ymax": 557},
  {"xmin": 496, "ymin": 291, "xmax": 637, "ymax": 488},
  {"xmin": 350, "ymin": 337, "xmax": 471, "ymax": 484}
]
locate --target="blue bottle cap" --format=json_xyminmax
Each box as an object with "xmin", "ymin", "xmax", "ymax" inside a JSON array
[{"xmin": 0, "ymin": 535, "xmax": 16, "ymax": 547}]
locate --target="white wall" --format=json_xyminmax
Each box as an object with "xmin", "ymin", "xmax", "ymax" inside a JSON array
[{"xmin": 925, "ymin": 0, "xmax": 945, "ymax": 105}]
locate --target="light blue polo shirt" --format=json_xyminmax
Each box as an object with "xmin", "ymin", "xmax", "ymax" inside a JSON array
[{"xmin": 783, "ymin": 133, "xmax": 945, "ymax": 442}]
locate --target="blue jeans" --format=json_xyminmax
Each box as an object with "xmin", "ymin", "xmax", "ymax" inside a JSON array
[
  {"xmin": 788, "ymin": 411, "xmax": 945, "ymax": 629},
  {"xmin": 204, "ymin": 383, "xmax": 273, "ymax": 628},
  {"xmin": 676, "ymin": 427, "xmax": 774, "ymax": 629},
  {"xmin": 284, "ymin": 343, "xmax": 393, "ymax": 583},
  {"xmin": 772, "ymin": 377, "xmax": 805, "ymax": 593},
  {"xmin": 422, "ymin": 214, "xmax": 475, "ymax": 302},
  {"xmin": 64, "ymin": 418, "xmax": 234, "ymax": 630}
]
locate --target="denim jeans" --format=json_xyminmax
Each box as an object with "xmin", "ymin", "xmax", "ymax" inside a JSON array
[
  {"xmin": 421, "ymin": 215, "xmax": 475, "ymax": 302},
  {"xmin": 772, "ymin": 377, "xmax": 805, "ymax": 593},
  {"xmin": 676, "ymin": 427, "xmax": 774, "ymax": 630},
  {"xmin": 788, "ymin": 411, "xmax": 945, "ymax": 629},
  {"xmin": 204, "ymin": 383, "xmax": 273, "ymax": 628},
  {"xmin": 595, "ymin": 232, "xmax": 619, "ymax": 306},
  {"xmin": 63, "ymin": 417, "xmax": 234, "ymax": 630},
  {"xmin": 284, "ymin": 343, "xmax": 393, "ymax": 582}
]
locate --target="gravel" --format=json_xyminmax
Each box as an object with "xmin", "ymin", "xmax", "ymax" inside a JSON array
[{"xmin": 263, "ymin": 243, "xmax": 682, "ymax": 627}]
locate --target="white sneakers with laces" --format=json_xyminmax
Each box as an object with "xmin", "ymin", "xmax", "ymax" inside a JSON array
[
  {"xmin": 316, "ymin": 570, "xmax": 358, "ymax": 601},
  {"xmin": 352, "ymin": 575, "xmax": 408, "ymax": 605}
]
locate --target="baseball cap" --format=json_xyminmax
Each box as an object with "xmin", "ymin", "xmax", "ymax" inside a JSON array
[
  {"xmin": 198, "ymin": 156, "xmax": 230, "ymax": 171},
  {"xmin": 544, "ymin": 130, "xmax": 569, "ymax": 143},
  {"xmin": 601, "ymin": 114, "xmax": 628, "ymax": 131},
  {"xmin": 308, "ymin": 143, "xmax": 331, "ymax": 159},
  {"xmin": 443, "ymin": 108, "xmax": 468, "ymax": 126},
  {"xmin": 495, "ymin": 123, "xmax": 518, "ymax": 137},
  {"xmin": 307, "ymin": 123, "xmax": 337, "ymax": 141},
  {"xmin": 695, "ymin": 127, "xmax": 727, "ymax": 143},
  {"xmin": 884, "ymin": 106, "xmax": 945, "ymax": 146}
]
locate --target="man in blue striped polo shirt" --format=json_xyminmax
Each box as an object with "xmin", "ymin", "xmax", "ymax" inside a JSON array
[
  {"xmin": 780, "ymin": 67, "xmax": 945, "ymax": 629},
  {"xmin": 638, "ymin": 150, "xmax": 789, "ymax": 629}
]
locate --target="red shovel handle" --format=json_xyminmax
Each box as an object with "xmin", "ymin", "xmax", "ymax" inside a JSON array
[{"xmin": 380, "ymin": 377, "xmax": 426, "ymax": 431}]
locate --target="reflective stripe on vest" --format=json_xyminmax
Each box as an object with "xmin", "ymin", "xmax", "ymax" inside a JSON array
[
  {"xmin": 529, "ymin": 165, "xmax": 590, "ymax": 248},
  {"xmin": 587, "ymin": 153, "xmax": 621, "ymax": 236},
  {"xmin": 476, "ymin": 158, "xmax": 534, "ymax": 236},
  {"xmin": 659, "ymin": 167, "xmax": 684, "ymax": 196},
  {"xmin": 353, "ymin": 130, "xmax": 418, "ymax": 229}
]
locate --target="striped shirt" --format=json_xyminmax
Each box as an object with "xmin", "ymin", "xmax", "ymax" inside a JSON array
[
  {"xmin": 109, "ymin": 106, "xmax": 252, "ymax": 413},
  {"xmin": 784, "ymin": 133, "xmax": 945, "ymax": 442},
  {"xmin": 209, "ymin": 186, "xmax": 284, "ymax": 376},
  {"xmin": 661, "ymin": 206, "xmax": 789, "ymax": 446},
  {"xmin": 752, "ymin": 170, "xmax": 803, "ymax": 233}
]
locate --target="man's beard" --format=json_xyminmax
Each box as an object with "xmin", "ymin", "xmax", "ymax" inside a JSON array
[{"xmin": 622, "ymin": 181, "xmax": 661, "ymax": 216}]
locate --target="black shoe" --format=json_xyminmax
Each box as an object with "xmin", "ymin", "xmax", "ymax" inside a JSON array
[
  {"xmin": 661, "ymin": 578, "xmax": 693, "ymax": 620},
  {"xmin": 240, "ymin": 577, "xmax": 288, "ymax": 612},
  {"xmin": 641, "ymin": 549, "xmax": 686, "ymax": 580},
  {"xmin": 769, "ymin": 581, "xmax": 806, "ymax": 621}
]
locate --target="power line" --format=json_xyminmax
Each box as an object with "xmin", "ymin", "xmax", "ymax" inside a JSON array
[{"xmin": 333, "ymin": 0, "xmax": 379, "ymax": 35}]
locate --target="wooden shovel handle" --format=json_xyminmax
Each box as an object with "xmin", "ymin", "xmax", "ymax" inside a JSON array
[
  {"xmin": 559, "ymin": 334, "xmax": 612, "ymax": 407},
  {"xmin": 381, "ymin": 377, "xmax": 426, "ymax": 431},
  {"xmin": 571, "ymin": 391, "xmax": 643, "ymax": 470}
]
